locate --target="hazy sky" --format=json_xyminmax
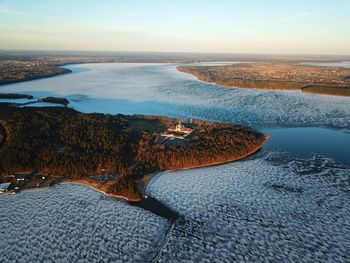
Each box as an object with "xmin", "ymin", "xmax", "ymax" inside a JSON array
[{"xmin": 1, "ymin": 0, "xmax": 350, "ymax": 54}]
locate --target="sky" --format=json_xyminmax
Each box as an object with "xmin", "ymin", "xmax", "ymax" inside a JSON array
[{"xmin": 1, "ymin": 0, "xmax": 350, "ymax": 55}]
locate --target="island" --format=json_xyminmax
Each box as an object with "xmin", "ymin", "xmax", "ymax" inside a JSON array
[
  {"xmin": 0, "ymin": 102, "xmax": 268, "ymax": 201},
  {"xmin": 177, "ymin": 63, "xmax": 350, "ymax": 97},
  {"xmin": 0, "ymin": 93, "xmax": 70, "ymax": 107},
  {"xmin": 41, "ymin": 97, "xmax": 70, "ymax": 106}
]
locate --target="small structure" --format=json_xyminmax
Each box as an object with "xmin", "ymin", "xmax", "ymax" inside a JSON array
[
  {"xmin": 14, "ymin": 172, "xmax": 32, "ymax": 182},
  {"xmin": 167, "ymin": 121, "xmax": 193, "ymax": 135},
  {"xmin": 160, "ymin": 121, "xmax": 193, "ymax": 140}
]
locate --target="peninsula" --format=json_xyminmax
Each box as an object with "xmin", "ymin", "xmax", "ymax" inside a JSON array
[
  {"xmin": 0, "ymin": 102, "xmax": 268, "ymax": 201},
  {"xmin": 177, "ymin": 63, "xmax": 350, "ymax": 97}
]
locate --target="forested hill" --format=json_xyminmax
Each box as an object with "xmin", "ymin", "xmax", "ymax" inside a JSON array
[
  {"xmin": 0, "ymin": 103, "xmax": 133, "ymax": 176},
  {"xmin": 0, "ymin": 103, "xmax": 268, "ymax": 198}
]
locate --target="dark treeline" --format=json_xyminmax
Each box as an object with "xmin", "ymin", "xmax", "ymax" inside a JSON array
[
  {"xmin": 0, "ymin": 104, "xmax": 133, "ymax": 177},
  {"xmin": 0, "ymin": 103, "xmax": 267, "ymax": 198},
  {"xmin": 0, "ymin": 66, "xmax": 71, "ymax": 86},
  {"xmin": 0, "ymin": 93, "xmax": 34, "ymax": 99},
  {"xmin": 41, "ymin": 97, "xmax": 70, "ymax": 106},
  {"xmin": 133, "ymin": 124, "xmax": 264, "ymax": 173}
]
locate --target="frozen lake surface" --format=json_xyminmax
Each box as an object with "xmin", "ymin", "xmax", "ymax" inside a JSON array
[
  {"xmin": 147, "ymin": 151, "xmax": 350, "ymax": 262},
  {"xmin": 1, "ymin": 63, "xmax": 350, "ymax": 129},
  {"xmin": 1, "ymin": 63, "xmax": 350, "ymax": 262},
  {"xmin": 0, "ymin": 185, "xmax": 168, "ymax": 262},
  {"xmin": 302, "ymin": 61, "xmax": 350, "ymax": 68}
]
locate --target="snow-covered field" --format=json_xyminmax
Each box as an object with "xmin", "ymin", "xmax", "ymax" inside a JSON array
[{"xmin": 0, "ymin": 63, "xmax": 350, "ymax": 262}]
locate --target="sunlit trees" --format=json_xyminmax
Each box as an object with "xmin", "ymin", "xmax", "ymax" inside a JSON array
[{"xmin": 0, "ymin": 103, "xmax": 266, "ymax": 197}]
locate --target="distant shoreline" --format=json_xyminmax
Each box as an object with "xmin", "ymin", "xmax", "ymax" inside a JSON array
[
  {"xmin": 61, "ymin": 180, "xmax": 140, "ymax": 202},
  {"xmin": 177, "ymin": 64, "xmax": 350, "ymax": 97},
  {"xmin": 0, "ymin": 67, "xmax": 72, "ymax": 86},
  {"xmin": 2, "ymin": 61, "xmax": 350, "ymax": 98}
]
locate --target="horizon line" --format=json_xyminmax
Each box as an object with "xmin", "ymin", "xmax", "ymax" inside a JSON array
[{"xmin": 1, "ymin": 48, "xmax": 350, "ymax": 57}]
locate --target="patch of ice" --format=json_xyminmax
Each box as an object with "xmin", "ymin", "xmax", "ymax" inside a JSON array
[
  {"xmin": 147, "ymin": 151, "xmax": 350, "ymax": 262},
  {"xmin": 0, "ymin": 185, "xmax": 169, "ymax": 263},
  {"xmin": 302, "ymin": 61, "xmax": 350, "ymax": 68}
]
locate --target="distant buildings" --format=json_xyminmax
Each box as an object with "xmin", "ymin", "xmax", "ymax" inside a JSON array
[
  {"xmin": 0, "ymin": 172, "xmax": 55, "ymax": 195},
  {"xmin": 160, "ymin": 121, "xmax": 193, "ymax": 140},
  {"xmin": 13, "ymin": 172, "xmax": 32, "ymax": 182}
]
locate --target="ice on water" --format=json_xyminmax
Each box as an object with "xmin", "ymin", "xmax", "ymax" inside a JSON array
[
  {"xmin": 1, "ymin": 63, "xmax": 350, "ymax": 262},
  {"xmin": 0, "ymin": 185, "xmax": 168, "ymax": 263},
  {"xmin": 147, "ymin": 152, "xmax": 350, "ymax": 262},
  {"xmin": 1, "ymin": 63, "xmax": 350, "ymax": 129}
]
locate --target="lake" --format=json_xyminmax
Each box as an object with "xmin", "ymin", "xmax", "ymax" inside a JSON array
[
  {"xmin": 264, "ymin": 127, "xmax": 350, "ymax": 166},
  {"xmin": 1, "ymin": 63, "xmax": 350, "ymax": 129},
  {"xmin": 0, "ymin": 63, "xmax": 350, "ymax": 262}
]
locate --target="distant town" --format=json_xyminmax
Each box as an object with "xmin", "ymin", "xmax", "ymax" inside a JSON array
[
  {"xmin": 1, "ymin": 50, "xmax": 350, "ymax": 87},
  {"xmin": 178, "ymin": 63, "xmax": 350, "ymax": 96}
]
